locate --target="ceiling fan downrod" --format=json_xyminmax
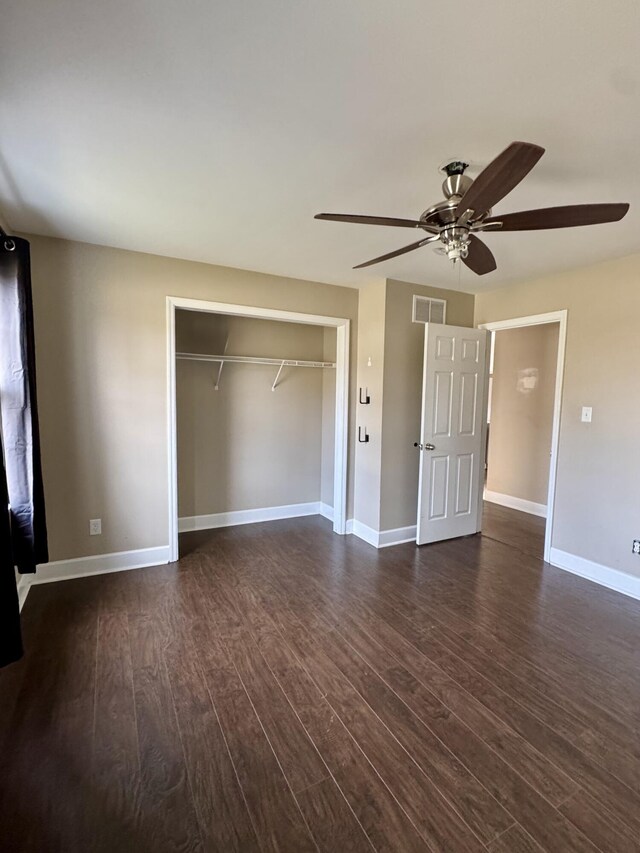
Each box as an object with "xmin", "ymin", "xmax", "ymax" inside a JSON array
[
  {"xmin": 435, "ymin": 162, "xmax": 475, "ymax": 262},
  {"xmin": 440, "ymin": 159, "xmax": 473, "ymax": 202}
]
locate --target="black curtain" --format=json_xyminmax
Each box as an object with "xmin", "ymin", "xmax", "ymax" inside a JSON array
[
  {"xmin": 1, "ymin": 431, "xmax": 22, "ymax": 667},
  {"xmin": 0, "ymin": 235, "xmax": 48, "ymax": 667}
]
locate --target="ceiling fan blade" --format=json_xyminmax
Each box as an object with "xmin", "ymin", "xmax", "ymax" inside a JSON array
[
  {"xmin": 353, "ymin": 235, "xmax": 439, "ymax": 269},
  {"xmin": 315, "ymin": 213, "xmax": 422, "ymax": 229},
  {"xmin": 462, "ymin": 234, "xmax": 497, "ymax": 276},
  {"xmin": 455, "ymin": 141, "xmax": 545, "ymax": 219},
  {"xmin": 483, "ymin": 203, "xmax": 630, "ymax": 231}
]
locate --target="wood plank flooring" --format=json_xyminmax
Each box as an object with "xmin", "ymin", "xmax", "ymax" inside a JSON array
[
  {"xmin": 481, "ymin": 500, "xmax": 546, "ymax": 558},
  {"xmin": 2, "ymin": 507, "xmax": 640, "ymax": 852}
]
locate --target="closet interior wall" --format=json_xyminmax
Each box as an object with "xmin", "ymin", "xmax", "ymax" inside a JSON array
[{"xmin": 176, "ymin": 309, "xmax": 336, "ymax": 524}]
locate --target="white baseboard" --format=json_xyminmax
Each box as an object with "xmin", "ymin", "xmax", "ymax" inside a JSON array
[
  {"xmin": 378, "ymin": 525, "xmax": 417, "ymax": 548},
  {"xmin": 19, "ymin": 533, "xmax": 639, "ymax": 616},
  {"xmin": 16, "ymin": 545, "xmax": 171, "ymax": 608},
  {"xmin": 351, "ymin": 520, "xmax": 379, "ymax": 547},
  {"xmin": 180, "ymin": 502, "xmax": 355, "ymax": 536},
  {"xmin": 17, "ymin": 573, "xmax": 31, "ymax": 612},
  {"xmin": 179, "ymin": 501, "xmax": 323, "ymax": 532},
  {"xmin": 550, "ymin": 547, "xmax": 640, "ymax": 602},
  {"xmin": 17, "ymin": 509, "xmax": 357, "ymax": 605},
  {"xmin": 31, "ymin": 545, "xmax": 171, "ymax": 587},
  {"xmin": 484, "ymin": 489, "xmax": 547, "ymax": 518},
  {"xmin": 320, "ymin": 502, "xmax": 334, "ymax": 521},
  {"xmin": 351, "ymin": 520, "xmax": 416, "ymax": 549},
  {"xmin": 320, "ymin": 503, "xmax": 354, "ymax": 536}
]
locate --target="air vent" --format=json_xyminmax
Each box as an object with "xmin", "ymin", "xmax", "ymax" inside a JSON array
[{"xmin": 412, "ymin": 295, "xmax": 447, "ymax": 324}]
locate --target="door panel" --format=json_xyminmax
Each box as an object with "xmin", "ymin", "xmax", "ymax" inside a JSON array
[
  {"xmin": 429, "ymin": 456, "xmax": 449, "ymax": 520},
  {"xmin": 462, "ymin": 337, "xmax": 480, "ymax": 362},
  {"xmin": 455, "ymin": 453, "xmax": 473, "ymax": 515},
  {"xmin": 435, "ymin": 334, "xmax": 455, "ymax": 360},
  {"xmin": 433, "ymin": 372, "xmax": 453, "ymax": 435},
  {"xmin": 417, "ymin": 324, "xmax": 489, "ymax": 545},
  {"xmin": 458, "ymin": 373, "xmax": 477, "ymax": 435}
]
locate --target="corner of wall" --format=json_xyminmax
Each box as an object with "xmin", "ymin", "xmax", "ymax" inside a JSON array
[
  {"xmin": 353, "ymin": 281, "xmax": 387, "ymax": 531},
  {"xmin": 354, "ymin": 277, "xmax": 479, "ymax": 537}
]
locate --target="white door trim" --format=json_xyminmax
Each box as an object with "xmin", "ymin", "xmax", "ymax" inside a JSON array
[
  {"xmin": 478, "ymin": 309, "xmax": 568, "ymax": 563},
  {"xmin": 166, "ymin": 297, "xmax": 350, "ymax": 562}
]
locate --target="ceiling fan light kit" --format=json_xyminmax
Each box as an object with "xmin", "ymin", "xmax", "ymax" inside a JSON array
[{"xmin": 315, "ymin": 142, "xmax": 629, "ymax": 276}]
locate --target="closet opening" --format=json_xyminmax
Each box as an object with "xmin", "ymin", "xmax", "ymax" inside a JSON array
[{"xmin": 166, "ymin": 297, "xmax": 350, "ymax": 561}]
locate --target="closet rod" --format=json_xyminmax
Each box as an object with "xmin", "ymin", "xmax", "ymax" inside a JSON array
[{"xmin": 176, "ymin": 352, "xmax": 336, "ymax": 369}]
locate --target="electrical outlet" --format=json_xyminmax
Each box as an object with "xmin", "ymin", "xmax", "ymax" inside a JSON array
[
  {"xmin": 89, "ymin": 518, "xmax": 102, "ymax": 536},
  {"xmin": 633, "ymin": 540, "xmax": 640, "ymax": 555}
]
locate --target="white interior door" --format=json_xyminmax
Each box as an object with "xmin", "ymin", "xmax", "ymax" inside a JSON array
[{"xmin": 416, "ymin": 323, "xmax": 489, "ymax": 545}]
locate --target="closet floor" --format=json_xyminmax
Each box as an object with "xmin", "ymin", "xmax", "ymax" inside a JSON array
[{"xmin": 2, "ymin": 516, "xmax": 640, "ymax": 852}]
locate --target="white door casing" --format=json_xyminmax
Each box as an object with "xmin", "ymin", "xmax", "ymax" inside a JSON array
[
  {"xmin": 478, "ymin": 310, "xmax": 567, "ymax": 563},
  {"xmin": 416, "ymin": 323, "xmax": 489, "ymax": 545}
]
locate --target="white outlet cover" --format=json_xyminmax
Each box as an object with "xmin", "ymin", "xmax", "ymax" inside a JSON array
[
  {"xmin": 581, "ymin": 406, "xmax": 592, "ymax": 423},
  {"xmin": 89, "ymin": 518, "xmax": 102, "ymax": 535}
]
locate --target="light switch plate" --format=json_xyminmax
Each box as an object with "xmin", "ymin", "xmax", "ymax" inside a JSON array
[{"xmin": 581, "ymin": 406, "xmax": 592, "ymax": 423}]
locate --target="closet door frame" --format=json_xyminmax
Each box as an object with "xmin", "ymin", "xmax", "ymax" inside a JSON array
[{"xmin": 166, "ymin": 296, "xmax": 350, "ymax": 562}]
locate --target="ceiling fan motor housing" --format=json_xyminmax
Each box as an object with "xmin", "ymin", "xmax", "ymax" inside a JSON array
[{"xmin": 441, "ymin": 173, "xmax": 473, "ymax": 200}]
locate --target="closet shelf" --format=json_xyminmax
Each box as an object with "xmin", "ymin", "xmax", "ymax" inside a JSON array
[
  {"xmin": 176, "ymin": 352, "xmax": 336, "ymax": 391},
  {"xmin": 176, "ymin": 352, "xmax": 335, "ymax": 368}
]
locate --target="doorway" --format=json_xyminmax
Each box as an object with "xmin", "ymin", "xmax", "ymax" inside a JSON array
[
  {"xmin": 166, "ymin": 297, "xmax": 350, "ymax": 562},
  {"xmin": 479, "ymin": 311, "xmax": 567, "ymax": 562}
]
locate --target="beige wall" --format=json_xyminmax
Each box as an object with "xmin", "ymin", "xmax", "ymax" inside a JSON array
[
  {"xmin": 379, "ymin": 279, "xmax": 475, "ymax": 530},
  {"xmin": 352, "ymin": 278, "xmax": 475, "ymax": 533},
  {"xmin": 176, "ymin": 312, "xmax": 331, "ymax": 517},
  {"xmin": 30, "ymin": 229, "xmax": 639, "ymax": 579},
  {"xmin": 353, "ymin": 281, "xmax": 387, "ymax": 531},
  {"xmin": 487, "ymin": 324, "xmax": 559, "ymax": 506},
  {"xmin": 28, "ymin": 234, "xmax": 358, "ymax": 562},
  {"xmin": 475, "ymin": 253, "xmax": 640, "ymax": 578}
]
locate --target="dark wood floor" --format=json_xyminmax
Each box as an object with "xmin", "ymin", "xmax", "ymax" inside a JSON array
[
  {"xmin": 481, "ymin": 500, "xmax": 546, "ymax": 558},
  {"xmin": 2, "ymin": 510, "xmax": 640, "ymax": 852}
]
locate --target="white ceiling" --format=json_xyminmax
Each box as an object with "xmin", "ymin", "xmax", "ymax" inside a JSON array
[{"xmin": 1, "ymin": 0, "xmax": 640, "ymax": 293}]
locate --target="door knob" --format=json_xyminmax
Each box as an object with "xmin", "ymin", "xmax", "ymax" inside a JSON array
[{"xmin": 424, "ymin": 443, "xmax": 436, "ymax": 450}]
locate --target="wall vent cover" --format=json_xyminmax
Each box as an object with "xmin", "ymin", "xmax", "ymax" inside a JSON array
[{"xmin": 412, "ymin": 295, "xmax": 447, "ymax": 324}]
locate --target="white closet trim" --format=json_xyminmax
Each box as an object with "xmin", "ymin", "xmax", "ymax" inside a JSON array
[{"xmin": 167, "ymin": 297, "xmax": 350, "ymax": 562}]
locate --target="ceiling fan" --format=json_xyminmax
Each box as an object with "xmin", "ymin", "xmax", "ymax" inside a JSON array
[{"xmin": 315, "ymin": 141, "xmax": 629, "ymax": 275}]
